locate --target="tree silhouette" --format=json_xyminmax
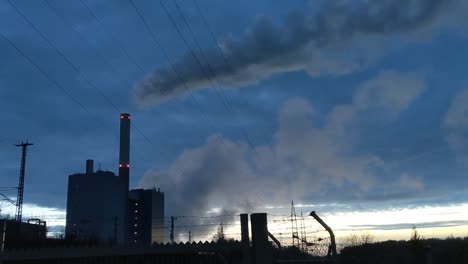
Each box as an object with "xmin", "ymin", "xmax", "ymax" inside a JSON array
[
  {"xmin": 410, "ymin": 226, "xmax": 421, "ymax": 242},
  {"xmin": 342, "ymin": 231, "xmax": 376, "ymax": 248},
  {"xmin": 212, "ymin": 223, "xmax": 226, "ymax": 242}
]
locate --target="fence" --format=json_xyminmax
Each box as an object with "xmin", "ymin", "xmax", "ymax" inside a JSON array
[{"xmin": 267, "ymin": 212, "xmax": 335, "ymax": 258}]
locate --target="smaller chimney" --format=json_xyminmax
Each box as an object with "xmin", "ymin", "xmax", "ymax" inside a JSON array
[{"xmin": 86, "ymin": 159, "xmax": 94, "ymax": 174}]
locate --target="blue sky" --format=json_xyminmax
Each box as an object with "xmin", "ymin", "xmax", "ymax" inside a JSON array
[{"xmin": 1, "ymin": 0, "xmax": 468, "ymax": 240}]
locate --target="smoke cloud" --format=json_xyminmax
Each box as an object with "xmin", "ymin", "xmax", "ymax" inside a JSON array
[
  {"xmin": 135, "ymin": 0, "xmax": 451, "ymax": 104},
  {"xmin": 139, "ymin": 71, "xmax": 427, "ymax": 220}
]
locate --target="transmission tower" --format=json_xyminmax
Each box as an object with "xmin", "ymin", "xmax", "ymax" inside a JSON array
[
  {"xmin": 15, "ymin": 141, "xmax": 33, "ymax": 222},
  {"xmin": 290, "ymin": 200, "xmax": 300, "ymax": 247}
]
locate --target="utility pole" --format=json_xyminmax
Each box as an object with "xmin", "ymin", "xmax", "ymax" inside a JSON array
[
  {"xmin": 169, "ymin": 216, "xmax": 177, "ymax": 244},
  {"xmin": 1, "ymin": 221, "xmax": 6, "ymax": 252},
  {"xmin": 189, "ymin": 231, "xmax": 192, "ymax": 243},
  {"xmin": 15, "ymin": 141, "xmax": 33, "ymax": 223}
]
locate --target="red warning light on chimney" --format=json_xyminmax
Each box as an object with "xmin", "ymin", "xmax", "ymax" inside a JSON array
[
  {"xmin": 120, "ymin": 115, "xmax": 124, "ymax": 119},
  {"xmin": 126, "ymin": 164, "xmax": 130, "ymax": 168},
  {"xmin": 119, "ymin": 164, "xmax": 123, "ymax": 168}
]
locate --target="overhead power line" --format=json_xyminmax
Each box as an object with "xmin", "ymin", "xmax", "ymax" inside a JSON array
[
  {"xmin": 77, "ymin": 0, "xmax": 147, "ymax": 74},
  {"xmin": 129, "ymin": 0, "xmax": 259, "ymax": 156},
  {"xmin": 127, "ymin": 0, "xmax": 227, "ymax": 142},
  {"xmin": 0, "ymin": 32, "xmax": 98, "ymax": 121},
  {"xmin": 43, "ymin": 0, "xmax": 137, "ymax": 90},
  {"xmin": 8, "ymin": 0, "xmax": 157, "ymax": 147},
  {"xmin": 160, "ymin": 0, "xmax": 258, "ymax": 153},
  {"xmin": 175, "ymin": 214, "xmax": 240, "ymax": 219},
  {"xmin": 191, "ymin": 0, "xmax": 231, "ymax": 68},
  {"xmin": 77, "ymin": 0, "xmax": 234, "ymax": 166},
  {"xmin": 189, "ymin": 0, "xmax": 285, "ymax": 158},
  {"xmin": 43, "ymin": 0, "xmax": 156, "ymax": 146},
  {"xmin": 7, "ymin": 0, "xmax": 121, "ymax": 114}
]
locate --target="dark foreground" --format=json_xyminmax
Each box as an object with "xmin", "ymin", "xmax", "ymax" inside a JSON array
[{"xmin": 339, "ymin": 237, "xmax": 468, "ymax": 264}]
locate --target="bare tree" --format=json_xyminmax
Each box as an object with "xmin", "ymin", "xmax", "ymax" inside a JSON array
[
  {"xmin": 342, "ymin": 231, "xmax": 376, "ymax": 248},
  {"xmin": 212, "ymin": 223, "xmax": 226, "ymax": 242},
  {"xmin": 359, "ymin": 232, "xmax": 375, "ymax": 244}
]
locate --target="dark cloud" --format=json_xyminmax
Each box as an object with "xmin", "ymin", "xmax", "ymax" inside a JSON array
[
  {"xmin": 135, "ymin": 0, "xmax": 454, "ymax": 105},
  {"xmin": 443, "ymin": 89, "xmax": 468, "ymax": 164},
  {"xmin": 350, "ymin": 220, "xmax": 468, "ymax": 231}
]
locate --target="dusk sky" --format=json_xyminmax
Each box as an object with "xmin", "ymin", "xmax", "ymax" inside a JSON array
[{"xmin": 1, "ymin": 0, "xmax": 468, "ymax": 241}]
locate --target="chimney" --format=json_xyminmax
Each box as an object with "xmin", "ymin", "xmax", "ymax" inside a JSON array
[
  {"xmin": 86, "ymin": 159, "xmax": 94, "ymax": 174},
  {"xmin": 119, "ymin": 113, "xmax": 131, "ymax": 191}
]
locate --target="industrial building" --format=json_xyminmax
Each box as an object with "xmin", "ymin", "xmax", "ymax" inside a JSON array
[
  {"xmin": 0, "ymin": 219, "xmax": 47, "ymax": 250},
  {"xmin": 128, "ymin": 188, "xmax": 165, "ymax": 246},
  {"xmin": 65, "ymin": 113, "xmax": 165, "ymax": 247},
  {"xmin": 65, "ymin": 161, "xmax": 127, "ymax": 244}
]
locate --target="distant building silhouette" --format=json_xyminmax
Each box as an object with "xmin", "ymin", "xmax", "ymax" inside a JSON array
[
  {"xmin": 65, "ymin": 114, "xmax": 165, "ymax": 246},
  {"xmin": 1, "ymin": 219, "xmax": 47, "ymax": 250}
]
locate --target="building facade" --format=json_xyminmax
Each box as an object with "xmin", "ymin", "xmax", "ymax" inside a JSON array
[
  {"xmin": 128, "ymin": 188, "xmax": 165, "ymax": 247},
  {"xmin": 65, "ymin": 160, "xmax": 127, "ymax": 244}
]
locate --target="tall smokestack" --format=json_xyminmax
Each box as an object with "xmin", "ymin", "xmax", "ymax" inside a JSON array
[
  {"xmin": 119, "ymin": 113, "xmax": 131, "ymax": 246},
  {"xmin": 119, "ymin": 113, "xmax": 131, "ymax": 190}
]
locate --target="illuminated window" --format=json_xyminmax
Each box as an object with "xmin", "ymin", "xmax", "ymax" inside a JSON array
[
  {"xmin": 135, "ymin": 210, "xmax": 138, "ymax": 213},
  {"xmin": 134, "ymin": 224, "xmax": 138, "ymax": 227},
  {"xmin": 134, "ymin": 232, "xmax": 137, "ymax": 235}
]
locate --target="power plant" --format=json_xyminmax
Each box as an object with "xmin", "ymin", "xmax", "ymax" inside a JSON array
[
  {"xmin": 1, "ymin": 115, "xmax": 339, "ymax": 263},
  {"xmin": 65, "ymin": 113, "xmax": 165, "ymax": 246}
]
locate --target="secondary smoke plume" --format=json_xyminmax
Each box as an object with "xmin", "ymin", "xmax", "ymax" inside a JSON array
[{"xmin": 135, "ymin": 0, "xmax": 452, "ymax": 104}]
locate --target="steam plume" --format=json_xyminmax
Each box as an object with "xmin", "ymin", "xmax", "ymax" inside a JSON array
[{"xmin": 139, "ymin": 71, "xmax": 426, "ymax": 222}]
